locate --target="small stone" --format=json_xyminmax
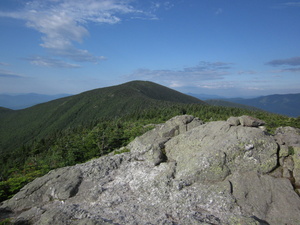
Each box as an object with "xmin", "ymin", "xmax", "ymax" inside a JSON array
[{"xmin": 245, "ymin": 144, "xmax": 254, "ymax": 151}]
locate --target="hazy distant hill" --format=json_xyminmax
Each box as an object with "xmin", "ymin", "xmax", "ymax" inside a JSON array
[
  {"xmin": 225, "ymin": 94, "xmax": 300, "ymax": 117},
  {"xmin": 0, "ymin": 93, "xmax": 71, "ymax": 109},
  {"xmin": 186, "ymin": 93, "xmax": 224, "ymax": 100},
  {"xmin": 205, "ymin": 99, "xmax": 261, "ymax": 111},
  {"xmin": 0, "ymin": 81, "xmax": 205, "ymax": 152},
  {"xmin": 190, "ymin": 93, "xmax": 300, "ymax": 117}
]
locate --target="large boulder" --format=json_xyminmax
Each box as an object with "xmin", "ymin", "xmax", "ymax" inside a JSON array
[
  {"xmin": 1, "ymin": 115, "xmax": 300, "ymax": 225},
  {"xmin": 165, "ymin": 120, "xmax": 278, "ymax": 184}
]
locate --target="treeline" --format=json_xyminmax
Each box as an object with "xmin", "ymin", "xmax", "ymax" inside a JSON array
[{"xmin": 1, "ymin": 103, "xmax": 300, "ymax": 202}]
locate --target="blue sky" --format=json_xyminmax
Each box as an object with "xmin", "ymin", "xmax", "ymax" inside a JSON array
[{"xmin": 0, "ymin": 0, "xmax": 300, "ymax": 97}]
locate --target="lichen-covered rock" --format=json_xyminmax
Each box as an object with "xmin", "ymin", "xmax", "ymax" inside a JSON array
[
  {"xmin": 239, "ymin": 115, "xmax": 266, "ymax": 127},
  {"xmin": 274, "ymin": 127, "xmax": 300, "ymax": 192},
  {"xmin": 275, "ymin": 126, "xmax": 300, "ymax": 146},
  {"xmin": 165, "ymin": 121, "xmax": 278, "ymax": 183},
  {"xmin": 1, "ymin": 115, "xmax": 300, "ymax": 225},
  {"xmin": 229, "ymin": 171, "xmax": 300, "ymax": 225},
  {"xmin": 227, "ymin": 116, "xmax": 241, "ymax": 126},
  {"xmin": 127, "ymin": 115, "xmax": 203, "ymax": 154},
  {"xmin": 227, "ymin": 116, "xmax": 266, "ymax": 127}
]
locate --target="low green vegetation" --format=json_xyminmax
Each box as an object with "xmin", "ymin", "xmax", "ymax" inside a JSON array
[
  {"xmin": 288, "ymin": 146, "xmax": 295, "ymax": 155},
  {"xmin": 0, "ymin": 218, "xmax": 11, "ymax": 225},
  {"xmin": 114, "ymin": 148, "xmax": 131, "ymax": 155}
]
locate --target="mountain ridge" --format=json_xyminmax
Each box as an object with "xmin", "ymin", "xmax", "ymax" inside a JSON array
[{"xmin": 226, "ymin": 93, "xmax": 300, "ymax": 117}]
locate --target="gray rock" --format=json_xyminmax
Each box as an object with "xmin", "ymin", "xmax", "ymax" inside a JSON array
[
  {"xmin": 227, "ymin": 116, "xmax": 241, "ymax": 126},
  {"xmin": 1, "ymin": 115, "xmax": 300, "ymax": 225},
  {"xmin": 239, "ymin": 115, "xmax": 266, "ymax": 127},
  {"xmin": 165, "ymin": 121, "xmax": 278, "ymax": 184},
  {"xmin": 292, "ymin": 146, "xmax": 300, "ymax": 187},
  {"xmin": 274, "ymin": 127, "xmax": 300, "ymax": 190},
  {"xmin": 229, "ymin": 171, "xmax": 300, "ymax": 225},
  {"xmin": 1, "ymin": 167, "xmax": 82, "ymax": 212},
  {"xmin": 275, "ymin": 126, "xmax": 300, "ymax": 146}
]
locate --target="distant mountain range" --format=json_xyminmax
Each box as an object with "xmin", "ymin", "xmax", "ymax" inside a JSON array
[
  {"xmin": 0, "ymin": 93, "xmax": 71, "ymax": 109},
  {"xmin": 188, "ymin": 93, "xmax": 300, "ymax": 117},
  {"xmin": 224, "ymin": 94, "xmax": 300, "ymax": 117},
  {"xmin": 1, "ymin": 88, "xmax": 299, "ymax": 117}
]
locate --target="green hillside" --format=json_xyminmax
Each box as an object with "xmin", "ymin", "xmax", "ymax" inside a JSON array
[
  {"xmin": 0, "ymin": 81, "xmax": 204, "ymax": 152},
  {"xmin": 0, "ymin": 107, "xmax": 12, "ymax": 115}
]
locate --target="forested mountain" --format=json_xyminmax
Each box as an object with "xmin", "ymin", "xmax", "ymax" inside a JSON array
[
  {"xmin": 0, "ymin": 93, "xmax": 71, "ymax": 110},
  {"xmin": 0, "ymin": 81, "xmax": 204, "ymax": 152},
  {"xmin": 1, "ymin": 80, "xmax": 299, "ymax": 203}
]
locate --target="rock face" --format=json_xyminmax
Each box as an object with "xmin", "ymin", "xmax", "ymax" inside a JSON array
[{"xmin": 1, "ymin": 115, "xmax": 300, "ymax": 225}]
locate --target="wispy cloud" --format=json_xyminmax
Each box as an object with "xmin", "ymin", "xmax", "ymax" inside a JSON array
[
  {"xmin": 126, "ymin": 61, "xmax": 233, "ymax": 88},
  {"xmin": 0, "ymin": 62, "xmax": 10, "ymax": 66},
  {"xmin": 151, "ymin": 1, "xmax": 174, "ymax": 11},
  {"xmin": 282, "ymin": 67, "xmax": 300, "ymax": 72},
  {"xmin": 237, "ymin": 70, "xmax": 258, "ymax": 75},
  {"xmin": 283, "ymin": 2, "xmax": 300, "ymax": 7},
  {"xmin": 25, "ymin": 56, "xmax": 81, "ymax": 68},
  {"xmin": 271, "ymin": 68, "xmax": 300, "ymax": 73},
  {"xmin": 266, "ymin": 56, "xmax": 300, "ymax": 66},
  {"xmin": 0, "ymin": 0, "xmax": 152, "ymax": 63},
  {"xmin": 215, "ymin": 8, "xmax": 223, "ymax": 15},
  {"xmin": 194, "ymin": 81, "xmax": 235, "ymax": 90},
  {"xmin": 0, "ymin": 70, "xmax": 24, "ymax": 79}
]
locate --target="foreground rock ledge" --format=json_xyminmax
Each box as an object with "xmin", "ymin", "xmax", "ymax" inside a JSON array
[{"xmin": 1, "ymin": 115, "xmax": 300, "ymax": 225}]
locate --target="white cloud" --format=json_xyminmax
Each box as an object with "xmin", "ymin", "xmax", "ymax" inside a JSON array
[
  {"xmin": 128, "ymin": 62, "xmax": 231, "ymax": 80},
  {"xmin": 126, "ymin": 61, "xmax": 233, "ymax": 88},
  {"xmin": 0, "ymin": 0, "xmax": 150, "ymax": 63},
  {"xmin": 26, "ymin": 56, "xmax": 81, "ymax": 68},
  {"xmin": 0, "ymin": 69, "xmax": 25, "ymax": 79},
  {"xmin": 196, "ymin": 81, "xmax": 235, "ymax": 89},
  {"xmin": 0, "ymin": 62, "xmax": 10, "ymax": 66},
  {"xmin": 283, "ymin": 2, "xmax": 300, "ymax": 7}
]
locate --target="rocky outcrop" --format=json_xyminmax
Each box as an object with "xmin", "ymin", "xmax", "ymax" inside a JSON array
[
  {"xmin": 1, "ymin": 115, "xmax": 300, "ymax": 225},
  {"xmin": 274, "ymin": 126, "xmax": 300, "ymax": 194}
]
